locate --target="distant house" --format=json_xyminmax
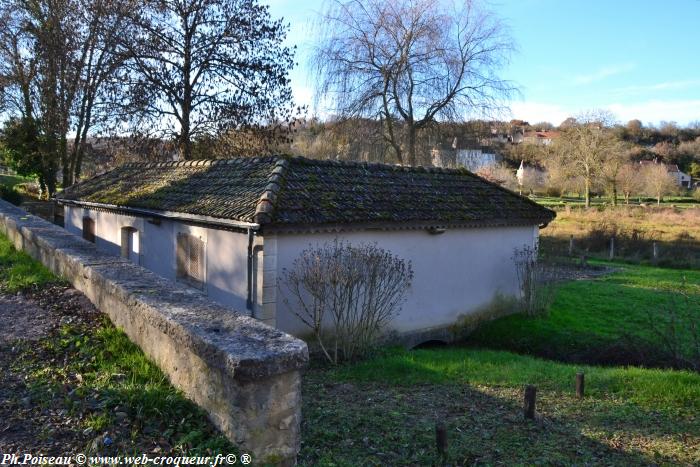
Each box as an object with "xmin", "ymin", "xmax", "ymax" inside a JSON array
[
  {"xmin": 639, "ymin": 160, "xmax": 692, "ymax": 188},
  {"xmin": 522, "ymin": 131, "xmax": 559, "ymax": 146},
  {"xmin": 431, "ymin": 137, "xmax": 501, "ymax": 172},
  {"xmin": 56, "ymin": 156, "xmax": 554, "ymax": 344}
]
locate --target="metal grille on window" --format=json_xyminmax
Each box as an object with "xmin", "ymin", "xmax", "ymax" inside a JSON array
[{"xmin": 176, "ymin": 233, "xmax": 204, "ymax": 289}]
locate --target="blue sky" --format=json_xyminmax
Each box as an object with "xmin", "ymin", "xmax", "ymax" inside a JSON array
[{"xmin": 266, "ymin": 0, "xmax": 700, "ymax": 126}]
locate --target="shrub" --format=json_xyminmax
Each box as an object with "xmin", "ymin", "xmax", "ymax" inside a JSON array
[
  {"xmin": 282, "ymin": 240, "xmax": 413, "ymax": 364},
  {"xmin": 693, "ymin": 187, "xmax": 700, "ymax": 202},
  {"xmin": 512, "ymin": 245, "xmax": 559, "ymax": 317},
  {"xmin": 0, "ymin": 185, "xmax": 22, "ymax": 205}
]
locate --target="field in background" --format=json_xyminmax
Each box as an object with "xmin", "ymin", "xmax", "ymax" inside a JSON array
[{"xmin": 540, "ymin": 205, "xmax": 700, "ymax": 268}]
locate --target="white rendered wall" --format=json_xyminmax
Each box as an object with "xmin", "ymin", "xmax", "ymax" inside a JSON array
[
  {"xmin": 64, "ymin": 206, "xmax": 262, "ymax": 317},
  {"xmin": 273, "ymin": 225, "xmax": 539, "ymax": 336}
]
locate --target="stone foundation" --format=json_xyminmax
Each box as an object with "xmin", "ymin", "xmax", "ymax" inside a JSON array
[{"xmin": 0, "ymin": 200, "xmax": 308, "ymax": 464}]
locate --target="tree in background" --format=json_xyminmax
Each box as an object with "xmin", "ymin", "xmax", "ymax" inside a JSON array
[
  {"xmin": 0, "ymin": 0, "xmax": 134, "ymax": 189},
  {"xmin": 599, "ymin": 141, "xmax": 631, "ymax": 206},
  {"xmin": 616, "ymin": 163, "xmax": 643, "ymax": 204},
  {"xmin": 548, "ymin": 111, "xmax": 619, "ymax": 208},
  {"xmin": 121, "ymin": 0, "xmax": 298, "ymax": 160},
  {"xmin": 314, "ymin": 0, "xmax": 515, "ymax": 166},
  {"xmin": 643, "ymin": 163, "xmax": 677, "ymax": 205}
]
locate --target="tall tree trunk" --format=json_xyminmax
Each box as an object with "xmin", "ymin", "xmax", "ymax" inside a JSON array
[
  {"xmin": 407, "ymin": 124, "xmax": 416, "ymax": 166},
  {"xmin": 584, "ymin": 176, "xmax": 591, "ymax": 208},
  {"xmin": 611, "ymin": 184, "xmax": 617, "ymax": 206}
]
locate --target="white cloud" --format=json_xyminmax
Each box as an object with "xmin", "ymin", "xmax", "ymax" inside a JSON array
[
  {"xmin": 509, "ymin": 101, "xmax": 571, "ymax": 125},
  {"xmin": 573, "ymin": 63, "xmax": 635, "ymax": 85},
  {"xmin": 605, "ymin": 100, "xmax": 700, "ymax": 125}
]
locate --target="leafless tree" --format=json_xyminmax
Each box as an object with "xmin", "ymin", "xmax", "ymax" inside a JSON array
[
  {"xmin": 120, "ymin": 0, "xmax": 298, "ymax": 161},
  {"xmin": 313, "ymin": 0, "xmax": 515, "ymax": 166},
  {"xmin": 643, "ymin": 163, "xmax": 677, "ymax": 205},
  {"xmin": 549, "ymin": 110, "xmax": 619, "ymax": 208},
  {"xmin": 599, "ymin": 140, "xmax": 631, "ymax": 206},
  {"xmin": 616, "ymin": 163, "xmax": 643, "ymax": 204},
  {"xmin": 282, "ymin": 240, "xmax": 413, "ymax": 364}
]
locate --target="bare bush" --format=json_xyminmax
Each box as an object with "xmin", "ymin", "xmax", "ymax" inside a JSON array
[
  {"xmin": 512, "ymin": 245, "xmax": 559, "ymax": 317},
  {"xmin": 282, "ymin": 241, "xmax": 413, "ymax": 364}
]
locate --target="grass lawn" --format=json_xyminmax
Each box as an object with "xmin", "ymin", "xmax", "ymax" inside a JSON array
[
  {"xmin": 301, "ymin": 347, "xmax": 700, "ymax": 465},
  {"xmin": 0, "ymin": 233, "xmax": 236, "ymax": 454},
  {"xmin": 469, "ymin": 262, "xmax": 700, "ymax": 366},
  {"xmin": 300, "ymin": 262, "xmax": 700, "ymax": 465}
]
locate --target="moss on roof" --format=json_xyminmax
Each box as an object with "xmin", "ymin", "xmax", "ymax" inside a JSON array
[{"xmin": 57, "ymin": 156, "xmax": 555, "ymax": 228}]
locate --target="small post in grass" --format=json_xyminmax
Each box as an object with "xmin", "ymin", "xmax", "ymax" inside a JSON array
[
  {"xmin": 435, "ymin": 422, "xmax": 448, "ymax": 459},
  {"xmin": 575, "ymin": 372, "xmax": 585, "ymax": 399},
  {"xmin": 609, "ymin": 236, "xmax": 615, "ymax": 260},
  {"xmin": 524, "ymin": 385, "xmax": 537, "ymax": 419},
  {"xmin": 653, "ymin": 242, "xmax": 658, "ymax": 263},
  {"xmin": 569, "ymin": 235, "xmax": 574, "ymax": 257}
]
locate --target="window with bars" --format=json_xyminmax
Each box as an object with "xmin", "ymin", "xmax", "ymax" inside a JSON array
[
  {"xmin": 176, "ymin": 233, "xmax": 205, "ymax": 289},
  {"xmin": 82, "ymin": 217, "xmax": 95, "ymax": 243}
]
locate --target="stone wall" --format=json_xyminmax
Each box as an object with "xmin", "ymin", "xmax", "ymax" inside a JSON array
[{"xmin": 0, "ymin": 200, "xmax": 308, "ymax": 464}]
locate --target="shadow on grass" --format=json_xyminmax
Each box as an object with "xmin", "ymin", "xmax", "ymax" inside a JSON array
[{"xmin": 301, "ymin": 363, "xmax": 693, "ymax": 466}]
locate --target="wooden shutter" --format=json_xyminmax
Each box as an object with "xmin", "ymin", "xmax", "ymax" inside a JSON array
[{"xmin": 82, "ymin": 218, "xmax": 95, "ymax": 243}]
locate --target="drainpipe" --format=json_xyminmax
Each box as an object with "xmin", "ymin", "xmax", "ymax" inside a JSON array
[{"xmin": 246, "ymin": 228, "xmax": 263, "ymax": 316}]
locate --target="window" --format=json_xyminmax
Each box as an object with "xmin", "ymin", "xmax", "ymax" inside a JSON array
[
  {"xmin": 176, "ymin": 233, "xmax": 205, "ymax": 289},
  {"xmin": 82, "ymin": 217, "xmax": 95, "ymax": 243},
  {"xmin": 120, "ymin": 227, "xmax": 139, "ymax": 264}
]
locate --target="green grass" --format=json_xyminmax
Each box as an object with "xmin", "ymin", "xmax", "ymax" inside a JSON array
[
  {"xmin": 301, "ymin": 347, "xmax": 700, "ymax": 465},
  {"xmin": 534, "ymin": 195, "xmax": 699, "ymax": 208},
  {"xmin": 299, "ymin": 262, "xmax": 700, "ymax": 465},
  {"xmin": 0, "ymin": 231, "xmax": 236, "ymax": 454},
  {"xmin": 322, "ymin": 347, "xmax": 700, "ymax": 412},
  {"xmin": 26, "ymin": 318, "xmax": 237, "ymax": 454},
  {"xmin": 469, "ymin": 262, "xmax": 700, "ymax": 365},
  {"xmin": 0, "ymin": 233, "xmax": 54, "ymax": 291},
  {"xmin": 0, "ymin": 174, "xmax": 31, "ymax": 189}
]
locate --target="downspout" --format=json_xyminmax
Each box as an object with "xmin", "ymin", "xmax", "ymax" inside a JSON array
[{"xmin": 246, "ymin": 228, "xmax": 263, "ymax": 316}]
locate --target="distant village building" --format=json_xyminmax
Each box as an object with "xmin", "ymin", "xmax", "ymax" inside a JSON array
[
  {"xmin": 522, "ymin": 130, "xmax": 559, "ymax": 146},
  {"xmin": 431, "ymin": 137, "xmax": 501, "ymax": 171},
  {"xmin": 639, "ymin": 160, "xmax": 692, "ymax": 188}
]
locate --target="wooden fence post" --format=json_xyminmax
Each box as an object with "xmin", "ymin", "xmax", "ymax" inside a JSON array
[
  {"xmin": 575, "ymin": 372, "xmax": 584, "ymax": 399},
  {"xmin": 609, "ymin": 237, "xmax": 615, "ymax": 260},
  {"xmin": 436, "ymin": 422, "xmax": 448, "ymax": 458},
  {"xmin": 524, "ymin": 385, "xmax": 537, "ymax": 419},
  {"xmin": 652, "ymin": 242, "xmax": 658, "ymax": 263},
  {"xmin": 569, "ymin": 235, "xmax": 574, "ymax": 257}
]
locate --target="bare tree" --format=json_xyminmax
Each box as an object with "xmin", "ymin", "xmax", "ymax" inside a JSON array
[
  {"xmin": 549, "ymin": 111, "xmax": 619, "ymax": 208},
  {"xmin": 314, "ymin": 0, "xmax": 515, "ymax": 166},
  {"xmin": 0, "ymin": 0, "xmax": 132, "ymax": 189},
  {"xmin": 643, "ymin": 163, "xmax": 677, "ymax": 205},
  {"xmin": 616, "ymin": 163, "xmax": 643, "ymax": 204},
  {"xmin": 282, "ymin": 241, "xmax": 413, "ymax": 364},
  {"xmin": 121, "ymin": 0, "xmax": 298, "ymax": 160},
  {"xmin": 599, "ymin": 140, "xmax": 630, "ymax": 206}
]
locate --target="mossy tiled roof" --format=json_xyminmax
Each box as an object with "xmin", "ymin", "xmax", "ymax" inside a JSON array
[{"xmin": 57, "ymin": 156, "xmax": 555, "ymax": 229}]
